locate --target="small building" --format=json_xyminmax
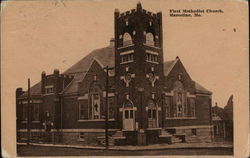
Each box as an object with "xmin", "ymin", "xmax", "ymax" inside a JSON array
[
  {"xmin": 16, "ymin": 2, "xmax": 213, "ymax": 146},
  {"xmin": 212, "ymin": 97, "xmax": 234, "ymax": 142},
  {"xmin": 212, "ymin": 104, "xmax": 226, "ymax": 141}
]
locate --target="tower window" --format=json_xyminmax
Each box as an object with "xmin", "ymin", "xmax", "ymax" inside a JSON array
[
  {"xmin": 121, "ymin": 53, "xmax": 134, "ymax": 64},
  {"xmin": 146, "ymin": 53, "xmax": 158, "ymax": 63},
  {"xmin": 145, "ymin": 32, "xmax": 155, "ymax": 46},
  {"xmin": 123, "ymin": 32, "xmax": 133, "ymax": 47}
]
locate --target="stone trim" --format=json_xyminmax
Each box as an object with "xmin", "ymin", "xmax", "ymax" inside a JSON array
[
  {"xmin": 18, "ymin": 128, "xmax": 119, "ymax": 133},
  {"xmin": 18, "ymin": 129, "xmax": 44, "ymax": 132},
  {"xmin": 119, "ymin": 107, "xmax": 137, "ymax": 112},
  {"xmin": 78, "ymin": 94, "xmax": 88, "ymax": 100},
  {"xmin": 102, "ymin": 92, "xmax": 115, "ymax": 97},
  {"xmin": 145, "ymin": 50, "xmax": 159, "ymax": 55},
  {"xmin": 45, "ymin": 85, "xmax": 54, "ymax": 88},
  {"xmin": 187, "ymin": 92, "xmax": 196, "ymax": 98},
  {"xmin": 146, "ymin": 60, "xmax": 159, "ymax": 64},
  {"xmin": 21, "ymin": 100, "xmax": 43, "ymax": 104},
  {"xmin": 196, "ymin": 93, "xmax": 212, "ymax": 97},
  {"xmin": 143, "ymin": 44, "xmax": 161, "ymax": 49},
  {"xmin": 120, "ymin": 50, "xmax": 134, "ymax": 55},
  {"xmin": 77, "ymin": 119, "xmax": 115, "ymax": 122},
  {"xmin": 62, "ymin": 129, "xmax": 119, "ymax": 132},
  {"xmin": 165, "ymin": 117, "xmax": 197, "ymax": 120},
  {"xmin": 164, "ymin": 91, "xmax": 174, "ymax": 96},
  {"xmin": 165, "ymin": 125, "xmax": 213, "ymax": 130},
  {"xmin": 117, "ymin": 44, "xmax": 135, "ymax": 50}
]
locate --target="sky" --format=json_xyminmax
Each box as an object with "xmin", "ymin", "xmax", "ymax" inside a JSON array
[
  {"xmin": 1, "ymin": 0, "xmax": 249, "ymax": 156},
  {"xmin": 2, "ymin": 0, "xmax": 248, "ymax": 108}
]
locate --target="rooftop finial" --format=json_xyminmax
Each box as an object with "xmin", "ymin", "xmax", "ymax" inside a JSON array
[{"xmin": 137, "ymin": 1, "xmax": 142, "ymax": 10}]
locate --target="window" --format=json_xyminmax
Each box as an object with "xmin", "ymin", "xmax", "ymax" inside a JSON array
[
  {"xmin": 123, "ymin": 32, "xmax": 133, "ymax": 46},
  {"xmin": 79, "ymin": 132, "xmax": 85, "ymax": 142},
  {"xmin": 192, "ymin": 129, "xmax": 197, "ymax": 136},
  {"xmin": 108, "ymin": 97, "xmax": 115, "ymax": 119},
  {"xmin": 152, "ymin": 109, "xmax": 156, "ymax": 119},
  {"xmin": 173, "ymin": 81, "xmax": 187, "ymax": 118},
  {"xmin": 92, "ymin": 94, "xmax": 100, "ymax": 119},
  {"xmin": 45, "ymin": 85, "xmax": 54, "ymax": 94},
  {"xmin": 125, "ymin": 110, "xmax": 129, "ymax": 119},
  {"xmin": 190, "ymin": 98, "xmax": 195, "ymax": 117},
  {"xmin": 146, "ymin": 53, "xmax": 158, "ymax": 63},
  {"xmin": 22, "ymin": 104, "xmax": 28, "ymax": 121},
  {"xmin": 130, "ymin": 110, "xmax": 133, "ymax": 118},
  {"xmin": 165, "ymin": 97, "xmax": 170, "ymax": 118},
  {"xmin": 33, "ymin": 104, "xmax": 39, "ymax": 121},
  {"xmin": 79, "ymin": 102, "xmax": 88, "ymax": 120},
  {"xmin": 177, "ymin": 92, "xmax": 184, "ymax": 117},
  {"xmin": 121, "ymin": 53, "xmax": 134, "ymax": 63},
  {"xmin": 145, "ymin": 32, "xmax": 154, "ymax": 46},
  {"xmin": 148, "ymin": 109, "xmax": 152, "ymax": 118}
]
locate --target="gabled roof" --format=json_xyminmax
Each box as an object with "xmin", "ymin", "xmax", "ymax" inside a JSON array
[
  {"xmin": 62, "ymin": 46, "xmax": 114, "ymax": 95},
  {"xmin": 163, "ymin": 59, "xmax": 177, "ymax": 76},
  {"xmin": 194, "ymin": 82, "xmax": 212, "ymax": 95},
  {"xmin": 64, "ymin": 46, "xmax": 114, "ymax": 74},
  {"xmin": 18, "ymin": 45, "xmax": 212, "ymax": 98},
  {"xmin": 19, "ymin": 82, "xmax": 42, "ymax": 98}
]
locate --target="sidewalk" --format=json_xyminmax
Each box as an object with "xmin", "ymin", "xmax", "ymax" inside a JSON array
[{"xmin": 17, "ymin": 142, "xmax": 233, "ymax": 151}]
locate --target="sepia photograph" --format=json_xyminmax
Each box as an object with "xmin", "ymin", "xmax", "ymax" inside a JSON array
[{"xmin": 1, "ymin": 0, "xmax": 249, "ymax": 157}]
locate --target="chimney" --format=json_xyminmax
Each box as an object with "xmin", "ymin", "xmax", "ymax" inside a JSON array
[
  {"xmin": 53, "ymin": 69, "xmax": 60, "ymax": 76},
  {"xmin": 109, "ymin": 38, "xmax": 115, "ymax": 47}
]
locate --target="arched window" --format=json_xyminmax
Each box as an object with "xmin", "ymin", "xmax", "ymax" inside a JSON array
[
  {"xmin": 122, "ymin": 98, "xmax": 134, "ymax": 120},
  {"xmin": 148, "ymin": 99, "xmax": 157, "ymax": 119},
  {"xmin": 123, "ymin": 99, "xmax": 134, "ymax": 108},
  {"xmin": 123, "ymin": 32, "xmax": 133, "ymax": 46},
  {"xmin": 164, "ymin": 97, "xmax": 171, "ymax": 118},
  {"xmin": 145, "ymin": 32, "xmax": 154, "ymax": 46},
  {"xmin": 173, "ymin": 81, "xmax": 187, "ymax": 117},
  {"xmin": 87, "ymin": 82, "xmax": 102, "ymax": 120}
]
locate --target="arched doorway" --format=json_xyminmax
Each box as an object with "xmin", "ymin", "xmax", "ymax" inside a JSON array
[
  {"xmin": 122, "ymin": 99, "xmax": 135, "ymax": 130},
  {"xmin": 147, "ymin": 99, "xmax": 158, "ymax": 128}
]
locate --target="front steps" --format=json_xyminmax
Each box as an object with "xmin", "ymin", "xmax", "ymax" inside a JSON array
[
  {"xmin": 98, "ymin": 129, "xmax": 185, "ymax": 146},
  {"xmin": 97, "ymin": 136, "xmax": 115, "ymax": 146},
  {"xmin": 97, "ymin": 130, "xmax": 126, "ymax": 146},
  {"xmin": 159, "ymin": 129, "xmax": 183, "ymax": 144}
]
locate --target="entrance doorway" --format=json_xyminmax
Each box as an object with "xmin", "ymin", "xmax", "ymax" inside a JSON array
[
  {"xmin": 148, "ymin": 109, "xmax": 157, "ymax": 128},
  {"xmin": 147, "ymin": 100, "xmax": 158, "ymax": 128},
  {"xmin": 123, "ymin": 109, "xmax": 135, "ymax": 130},
  {"xmin": 122, "ymin": 99, "xmax": 135, "ymax": 131}
]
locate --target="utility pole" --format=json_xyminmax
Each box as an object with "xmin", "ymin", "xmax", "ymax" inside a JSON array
[
  {"xmin": 104, "ymin": 66, "xmax": 114, "ymax": 148},
  {"xmin": 27, "ymin": 78, "xmax": 31, "ymax": 145},
  {"xmin": 138, "ymin": 88, "xmax": 144, "ymax": 129},
  {"xmin": 161, "ymin": 93, "xmax": 165, "ymax": 128}
]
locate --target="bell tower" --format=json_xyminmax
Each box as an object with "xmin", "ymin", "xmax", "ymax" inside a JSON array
[{"xmin": 114, "ymin": 2, "xmax": 164, "ymax": 133}]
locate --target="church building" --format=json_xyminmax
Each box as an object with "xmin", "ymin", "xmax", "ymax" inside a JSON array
[{"xmin": 16, "ymin": 3, "xmax": 213, "ymax": 145}]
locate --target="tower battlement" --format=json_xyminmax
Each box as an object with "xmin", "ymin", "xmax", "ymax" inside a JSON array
[{"xmin": 115, "ymin": 2, "xmax": 161, "ymax": 19}]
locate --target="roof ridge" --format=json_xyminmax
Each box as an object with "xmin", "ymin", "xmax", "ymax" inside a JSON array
[
  {"xmin": 63, "ymin": 46, "xmax": 111, "ymax": 74},
  {"xmin": 164, "ymin": 58, "xmax": 178, "ymax": 76}
]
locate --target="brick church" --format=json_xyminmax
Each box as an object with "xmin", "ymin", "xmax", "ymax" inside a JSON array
[{"xmin": 16, "ymin": 3, "xmax": 213, "ymax": 145}]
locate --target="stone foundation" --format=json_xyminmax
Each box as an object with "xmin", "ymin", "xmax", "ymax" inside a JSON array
[{"xmin": 174, "ymin": 126, "xmax": 212, "ymax": 143}]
